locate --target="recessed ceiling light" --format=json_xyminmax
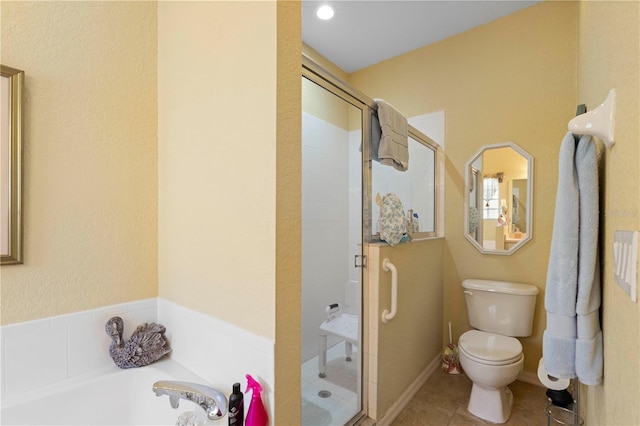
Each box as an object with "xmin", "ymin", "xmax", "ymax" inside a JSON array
[{"xmin": 315, "ymin": 4, "xmax": 335, "ymax": 20}]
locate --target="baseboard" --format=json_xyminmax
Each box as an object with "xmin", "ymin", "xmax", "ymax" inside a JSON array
[
  {"xmin": 376, "ymin": 354, "xmax": 442, "ymax": 426},
  {"xmin": 518, "ymin": 369, "xmax": 543, "ymax": 387}
]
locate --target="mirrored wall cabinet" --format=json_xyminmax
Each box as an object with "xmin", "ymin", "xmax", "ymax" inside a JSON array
[{"xmin": 464, "ymin": 142, "xmax": 533, "ymax": 255}]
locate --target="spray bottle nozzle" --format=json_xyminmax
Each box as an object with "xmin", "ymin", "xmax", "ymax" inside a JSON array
[
  {"xmin": 245, "ymin": 374, "xmax": 263, "ymax": 394},
  {"xmin": 244, "ymin": 374, "xmax": 268, "ymax": 426}
]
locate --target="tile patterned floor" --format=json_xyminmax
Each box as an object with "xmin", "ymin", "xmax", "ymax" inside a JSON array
[
  {"xmin": 302, "ymin": 342, "xmax": 359, "ymax": 426},
  {"xmin": 391, "ymin": 369, "xmax": 550, "ymax": 426}
]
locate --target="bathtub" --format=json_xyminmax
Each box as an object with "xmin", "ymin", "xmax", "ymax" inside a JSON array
[{"xmin": 0, "ymin": 359, "xmax": 226, "ymax": 425}]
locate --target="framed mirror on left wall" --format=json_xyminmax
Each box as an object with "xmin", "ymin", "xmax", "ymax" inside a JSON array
[{"xmin": 1, "ymin": 65, "xmax": 24, "ymax": 265}]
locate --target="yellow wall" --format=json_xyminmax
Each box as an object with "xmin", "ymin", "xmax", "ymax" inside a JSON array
[
  {"xmin": 302, "ymin": 77, "xmax": 350, "ymax": 130},
  {"xmin": 373, "ymin": 239, "xmax": 444, "ymax": 421},
  {"xmin": 275, "ymin": 1, "xmax": 301, "ymax": 423},
  {"xmin": 0, "ymin": 2, "xmax": 158, "ymax": 325},
  {"xmin": 157, "ymin": 2, "xmax": 301, "ymax": 422},
  {"xmin": 158, "ymin": 0, "xmax": 278, "ymax": 340},
  {"xmin": 577, "ymin": 2, "xmax": 640, "ymax": 424},
  {"xmin": 350, "ymin": 1, "xmax": 578, "ymax": 376},
  {"xmin": 349, "ymin": 2, "xmax": 640, "ymax": 424},
  {"xmin": 1, "ymin": 1, "xmax": 300, "ymax": 422}
]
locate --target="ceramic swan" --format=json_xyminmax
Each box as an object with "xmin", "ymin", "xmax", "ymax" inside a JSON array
[{"xmin": 105, "ymin": 316, "xmax": 171, "ymax": 369}]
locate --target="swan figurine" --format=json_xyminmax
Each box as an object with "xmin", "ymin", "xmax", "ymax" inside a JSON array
[{"xmin": 105, "ymin": 316, "xmax": 171, "ymax": 369}]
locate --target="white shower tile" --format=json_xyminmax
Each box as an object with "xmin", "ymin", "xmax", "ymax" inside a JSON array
[
  {"xmin": 368, "ymin": 406, "xmax": 378, "ymax": 421},
  {"xmin": 368, "ymin": 294, "xmax": 379, "ymax": 332},
  {"xmin": 121, "ymin": 306, "xmax": 158, "ymax": 330},
  {"xmin": 368, "ymin": 326, "xmax": 378, "ymax": 357},
  {"xmin": 368, "ymin": 275, "xmax": 379, "ymax": 303},
  {"xmin": 0, "ymin": 299, "xmax": 169, "ymax": 399},
  {"xmin": 0, "ymin": 317, "xmax": 50, "ymax": 339},
  {"xmin": 157, "ymin": 298, "xmax": 275, "ymax": 416},
  {"xmin": 4, "ymin": 326, "xmax": 68, "ymax": 397},
  {"xmin": 368, "ymin": 354, "xmax": 378, "ymax": 385},
  {"xmin": 92, "ymin": 303, "xmax": 128, "ymax": 321},
  {"xmin": 368, "ymin": 381, "xmax": 378, "ymax": 417},
  {"xmin": 127, "ymin": 298, "xmax": 157, "ymax": 313},
  {"xmin": 68, "ymin": 315, "xmax": 112, "ymax": 377},
  {"xmin": 0, "ymin": 336, "xmax": 4, "ymax": 401}
]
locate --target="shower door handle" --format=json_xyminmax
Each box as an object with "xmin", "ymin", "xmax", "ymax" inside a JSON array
[{"xmin": 354, "ymin": 255, "xmax": 366, "ymax": 268}]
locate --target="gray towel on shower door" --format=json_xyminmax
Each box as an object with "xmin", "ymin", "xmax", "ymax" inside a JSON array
[{"xmin": 374, "ymin": 99, "xmax": 408, "ymax": 171}]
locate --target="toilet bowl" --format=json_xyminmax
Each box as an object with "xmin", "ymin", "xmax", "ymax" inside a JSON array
[
  {"xmin": 458, "ymin": 330, "xmax": 524, "ymax": 423},
  {"xmin": 459, "ymin": 279, "xmax": 538, "ymax": 424}
]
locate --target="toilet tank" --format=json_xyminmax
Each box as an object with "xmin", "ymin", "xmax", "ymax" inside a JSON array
[{"xmin": 462, "ymin": 279, "xmax": 539, "ymax": 337}]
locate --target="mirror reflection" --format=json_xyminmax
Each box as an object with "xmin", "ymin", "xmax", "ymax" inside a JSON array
[{"xmin": 465, "ymin": 142, "xmax": 533, "ymax": 254}]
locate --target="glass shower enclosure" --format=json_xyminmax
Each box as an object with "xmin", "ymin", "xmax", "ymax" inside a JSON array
[{"xmin": 301, "ymin": 63, "xmax": 368, "ymax": 425}]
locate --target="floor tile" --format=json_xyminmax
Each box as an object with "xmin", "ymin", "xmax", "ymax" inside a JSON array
[{"xmin": 391, "ymin": 369, "xmax": 550, "ymax": 426}]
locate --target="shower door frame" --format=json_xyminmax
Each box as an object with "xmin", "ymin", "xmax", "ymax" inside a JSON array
[{"xmin": 302, "ymin": 54, "xmax": 372, "ymax": 425}]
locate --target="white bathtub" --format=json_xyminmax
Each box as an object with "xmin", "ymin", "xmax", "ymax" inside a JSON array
[{"xmin": 0, "ymin": 359, "xmax": 227, "ymax": 425}]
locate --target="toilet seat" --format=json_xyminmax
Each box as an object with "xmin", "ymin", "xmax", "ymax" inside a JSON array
[{"xmin": 459, "ymin": 330, "xmax": 523, "ymax": 366}]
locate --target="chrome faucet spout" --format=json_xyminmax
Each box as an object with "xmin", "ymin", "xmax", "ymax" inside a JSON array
[{"xmin": 153, "ymin": 380, "xmax": 228, "ymax": 420}]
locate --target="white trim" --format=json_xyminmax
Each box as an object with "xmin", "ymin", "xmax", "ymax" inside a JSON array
[{"xmin": 376, "ymin": 354, "xmax": 442, "ymax": 426}]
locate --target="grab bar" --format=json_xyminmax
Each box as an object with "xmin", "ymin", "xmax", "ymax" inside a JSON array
[{"xmin": 382, "ymin": 258, "xmax": 398, "ymax": 323}]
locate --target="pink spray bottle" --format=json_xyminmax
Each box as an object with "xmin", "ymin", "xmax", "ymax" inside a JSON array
[{"xmin": 245, "ymin": 374, "xmax": 268, "ymax": 426}]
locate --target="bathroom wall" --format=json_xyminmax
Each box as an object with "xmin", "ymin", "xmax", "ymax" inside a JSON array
[
  {"xmin": 577, "ymin": 1, "xmax": 640, "ymax": 424},
  {"xmin": 349, "ymin": 1, "xmax": 578, "ymax": 377},
  {"xmin": 1, "ymin": 1, "xmax": 301, "ymax": 422},
  {"xmin": 157, "ymin": 1, "xmax": 301, "ymax": 424},
  {"xmin": 157, "ymin": 1, "xmax": 278, "ymax": 340},
  {"xmin": 301, "ymin": 108, "xmax": 351, "ymax": 361},
  {"xmin": 0, "ymin": 1, "xmax": 158, "ymax": 325},
  {"xmin": 368, "ymin": 239, "xmax": 444, "ymax": 422}
]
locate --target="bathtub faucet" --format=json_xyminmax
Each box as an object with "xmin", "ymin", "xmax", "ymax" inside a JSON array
[{"xmin": 153, "ymin": 380, "xmax": 228, "ymax": 420}]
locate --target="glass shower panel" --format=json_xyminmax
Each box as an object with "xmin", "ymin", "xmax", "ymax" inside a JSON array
[
  {"xmin": 301, "ymin": 76, "xmax": 363, "ymax": 426},
  {"xmin": 371, "ymin": 136, "xmax": 436, "ymax": 237}
]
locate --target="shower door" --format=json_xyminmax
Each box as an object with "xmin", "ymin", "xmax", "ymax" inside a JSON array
[{"xmin": 301, "ymin": 72, "xmax": 367, "ymax": 426}]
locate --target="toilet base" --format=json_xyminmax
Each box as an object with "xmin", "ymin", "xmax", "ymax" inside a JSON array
[{"xmin": 467, "ymin": 384, "xmax": 513, "ymax": 424}]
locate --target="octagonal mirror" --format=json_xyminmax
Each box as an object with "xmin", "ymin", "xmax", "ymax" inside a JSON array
[{"xmin": 464, "ymin": 142, "xmax": 533, "ymax": 255}]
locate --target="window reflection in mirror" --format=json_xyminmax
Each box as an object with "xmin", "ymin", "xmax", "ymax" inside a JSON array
[{"xmin": 465, "ymin": 143, "xmax": 533, "ymax": 255}]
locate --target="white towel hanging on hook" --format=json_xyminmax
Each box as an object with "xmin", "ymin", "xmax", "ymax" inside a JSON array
[{"xmin": 568, "ymin": 89, "xmax": 616, "ymax": 148}]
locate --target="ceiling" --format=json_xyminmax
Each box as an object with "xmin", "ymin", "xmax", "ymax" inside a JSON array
[{"xmin": 302, "ymin": 0, "xmax": 542, "ymax": 73}]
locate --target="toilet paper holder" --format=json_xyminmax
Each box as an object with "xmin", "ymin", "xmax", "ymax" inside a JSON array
[{"xmin": 545, "ymin": 380, "xmax": 584, "ymax": 426}]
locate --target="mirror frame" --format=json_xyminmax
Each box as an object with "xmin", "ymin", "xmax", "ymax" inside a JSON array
[
  {"xmin": 464, "ymin": 141, "xmax": 533, "ymax": 255},
  {"xmin": 1, "ymin": 65, "xmax": 24, "ymax": 265}
]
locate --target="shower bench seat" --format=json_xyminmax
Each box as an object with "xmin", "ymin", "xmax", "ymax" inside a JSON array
[{"xmin": 318, "ymin": 313, "xmax": 358, "ymax": 378}]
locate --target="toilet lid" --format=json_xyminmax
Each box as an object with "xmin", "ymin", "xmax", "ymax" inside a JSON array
[{"xmin": 459, "ymin": 330, "xmax": 522, "ymax": 365}]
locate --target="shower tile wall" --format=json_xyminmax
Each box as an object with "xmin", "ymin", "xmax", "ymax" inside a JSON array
[
  {"xmin": 157, "ymin": 298, "xmax": 275, "ymax": 415},
  {"xmin": 0, "ymin": 298, "xmax": 275, "ymax": 414},
  {"xmin": 0, "ymin": 299, "xmax": 157, "ymax": 400},
  {"xmin": 302, "ymin": 112, "xmax": 353, "ymax": 362}
]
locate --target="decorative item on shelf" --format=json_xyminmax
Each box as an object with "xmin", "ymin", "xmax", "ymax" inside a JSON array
[
  {"xmin": 105, "ymin": 316, "xmax": 171, "ymax": 369},
  {"xmin": 376, "ymin": 192, "xmax": 408, "ymax": 246}
]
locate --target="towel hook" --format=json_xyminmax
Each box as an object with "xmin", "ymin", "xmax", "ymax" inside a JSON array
[{"xmin": 567, "ymin": 89, "xmax": 616, "ymax": 149}]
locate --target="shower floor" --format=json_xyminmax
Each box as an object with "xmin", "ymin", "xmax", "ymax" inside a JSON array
[{"xmin": 301, "ymin": 341, "xmax": 359, "ymax": 426}]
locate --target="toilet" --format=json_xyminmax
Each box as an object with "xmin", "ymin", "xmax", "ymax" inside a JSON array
[{"xmin": 458, "ymin": 279, "xmax": 539, "ymax": 424}]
